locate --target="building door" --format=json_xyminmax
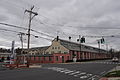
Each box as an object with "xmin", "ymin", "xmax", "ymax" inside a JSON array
[{"xmin": 62, "ymin": 56, "xmax": 64, "ymax": 63}]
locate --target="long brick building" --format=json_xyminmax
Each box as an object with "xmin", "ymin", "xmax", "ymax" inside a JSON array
[{"xmin": 19, "ymin": 38, "xmax": 111, "ymax": 63}]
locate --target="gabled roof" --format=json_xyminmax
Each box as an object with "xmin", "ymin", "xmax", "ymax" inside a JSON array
[
  {"xmin": 30, "ymin": 54, "xmax": 53, "ymax": 57},
  {"xmin": 55, "ymin": 38, "xmax": 107, "ymax": 53},
  {"xmin": 30, "ymin": 46, "xmax": 50, "ymax": 51}
]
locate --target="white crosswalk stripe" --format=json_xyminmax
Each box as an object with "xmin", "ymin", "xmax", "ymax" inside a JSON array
[
  {"xmin": 73, "ymin": 72, "xmax": 86, "ymax": 77},
  {"xmin": 80, "ymin": 75, "xmax": 88, "ymax": 79},
  {"xmin": 64, "ymin": 70, "xmax": 74, "ymax": 74},
  {"xmin": 87, "ymin": 75, "xmax": 100, "ymax": 80},
  {"xmin": 45, "ymin": 67, "xmax": 100, "ymax": 80},
  {"xmin": 69, "ymin": 71, "xmax": 80, "ymax": 75}
]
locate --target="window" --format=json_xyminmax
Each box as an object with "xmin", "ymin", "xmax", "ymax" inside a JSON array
[
  {"xmin": 29, "ymin": 56, "xmax": 31, "ymax": 60},
  {"xmin": 37, "ymin": 53, "xmax": 39, "ymax": 55},
  {"xmin": 51, "ymin": 51, "xmax": 54, "ymax": 54},
  {"xmin": 58, "ymin": 51, "xmax": 61, "ymax": 53},
  {"xmin": 34, "ymin": 56, "xmax": 36, "ymax": 61},
  {"xmin": 67, "ymin": 56, "xmax": 69, "ymax": 60},
  {"xmin": 56, "ymin": 56, "xmax": 59, "ymax": 61},
  {"xmin": 55, "ymin": 47, "xmax": 57, "ymax": 49},
  {"xmin": 39, "ymin": 57, "xmax": 41, "ymax": 61},
  {"xmin": 44, "ymin": 57, "xmax": 46, "ymax": 61},
  {"xmin": 52, "ymin": 47, "xmax": 54, "ymax": 49},
  {"xmin": 49, "ymin": 57, "xmax": 52, "ymax": 61},
  {"xmin": 46, "ymin": 52, "xmax": 49, "ymax": 54},
  {"xmin": 58, "ymin": 47, "xmax": 60, "ymax": 49},
  {"xmin": 64, "ymin": 52, "xmax": 68, "ymax": 54}
]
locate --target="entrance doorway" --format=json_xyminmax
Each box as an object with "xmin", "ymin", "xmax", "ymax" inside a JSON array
[{"xmin": 62, "ymin": 56, "xmax": 64, "ymax": 63}]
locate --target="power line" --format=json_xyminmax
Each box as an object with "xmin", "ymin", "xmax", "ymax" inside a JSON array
[
  {"xmin": 0, "ymin": 28, "xmax": 24, "ymax": 33},
  {"xmin": 78, "ymin": 26, "xmax": 120, "ymax": 30},
  {"xmin": 0, "ymin": 22, "xmax": 54, "ymax": 38},
  {"xmin": 56, "ymin": 31, "xmax": 116, "ymax": 38},
  {"xmin": 30, "ymin": 34, "xmax": 52, "ymax": 41},
  {"xmin": 0, "ymin": 23, "xmax": 28, "ymax": 30},
  {"xmin": 0, "ymin": 28, "xmax": 52, "ymax": 41},
  {"xmin": 31, "ymin": 29, "xmax": 54, "ymax": 38}
]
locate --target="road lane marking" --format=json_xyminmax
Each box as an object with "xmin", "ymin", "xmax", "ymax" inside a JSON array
[
  {"xmin": 73, "ymin": 72, "xmax": 86, "ymax": 76},
  {"xmin": 64, "ymin": 70, "xmax": 74, "ymax": 74},
  {"xmin": 45, "ymin": 67, "xmax": 100, "ymax": 80},
  {"xmin": 87, "ymin": 75, "xmax": 99, "ymax": 80},
  {"xmin": 100, "ymin": 71, "xmax": 106, "ymax": 75},
  {"xmin": 69, "ymin": 71, "xmax": 80, "ymax": 75},
  {"xmin": 80, "ymin": 75, "xmax": 88, "ymax": 79}
]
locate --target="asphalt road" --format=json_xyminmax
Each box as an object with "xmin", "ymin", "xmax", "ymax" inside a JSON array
[{"xmin": 0, "ymin": 60, "xmax": 119, "ymax": 80}]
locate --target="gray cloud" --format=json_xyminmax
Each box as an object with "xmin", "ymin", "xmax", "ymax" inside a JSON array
[{"xmin": 0, "ymin": 0, "xmax": 120, "ymax": 50}]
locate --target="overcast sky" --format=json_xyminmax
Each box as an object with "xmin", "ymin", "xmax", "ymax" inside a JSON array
[{"xmin": 0, "ymin": 0, "xmax": 120, "ymax": 50}]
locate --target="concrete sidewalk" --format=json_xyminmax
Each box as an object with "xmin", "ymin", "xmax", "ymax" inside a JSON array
[
  {"xmin": 29, "ymin": 64, "xmax": 42, "ymax": 68},
  {"xmin": 109, "ymin": 66, "xmax": 120, "ymax": 72},
  {"xmin": 100, "ymin": 77, "xmax": 120, "ymax": 80}
]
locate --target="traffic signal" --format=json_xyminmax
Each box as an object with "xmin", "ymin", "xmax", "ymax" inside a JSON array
[
  {"xmin": 69, "ymin": 36, "xmax": 71, "ymax": 40},
  {"xmin": 57, "ymin": 36, "xmax": 59, "ymax": 41},
  {"xmin": 98, "ymin": 40, "xmax": 100, "ymax": 44},
  {"xmin": 81, "ymin": 36, "xmax": 85, "ymax": 43},
  {"xmin": 35, "ymin": 36, "xmax": 38, "ymax": 38},
  {"xmin": 101, "ymin": 37, "xmax": 105, "ymax": 44},
  {"xmin": 77, "ymin": 39, "xmax": 79, "ymax": 42}
]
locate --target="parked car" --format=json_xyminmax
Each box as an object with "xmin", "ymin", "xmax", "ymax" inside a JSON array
[
  {"xmin": 0, "ymin": 63, "xmax": 8, "ymax": 70},
  {"xmin": 4, "ymin": 60, "xmax": 10, "ymax": 63},
  {"xmin": 112, "ymin": 57, "xmax": 119, "ymax": 62}
]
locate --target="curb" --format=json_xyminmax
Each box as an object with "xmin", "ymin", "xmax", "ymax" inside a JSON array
[
  {"xmin": 99, "ymin": 77, "xmax": 108, "ymax": 80},
  {"xmin": 29, "ymin": 65, "xmax": 42, "ymax": 68},
  {"xmin": 100, "ymin": 77, "xmax": 120, "ymax": 80}
]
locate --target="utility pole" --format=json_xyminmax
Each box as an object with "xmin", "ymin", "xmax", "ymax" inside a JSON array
[
  {"xmin": 57, "ymin": 31, "xmax": 59, "ymax": 37},
  {"xmin": 25, "ymin": 6, "xmax": 38, "ymax": 52},
  {"xmin": 25, "ymin": 6, "xmax": 38, "ymax": 67},
  {"xmin": 97, "ymin": 40, "xmax": 101, "ymax": 53},
  {"xmin": 18, "ymin": 32, "xmax": 25, "ymax": 50},
  {"xmin": 79, "ymin": 35, "xmax": 82, "ymax": 60}
]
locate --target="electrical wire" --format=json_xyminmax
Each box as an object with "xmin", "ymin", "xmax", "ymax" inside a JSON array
[
  {"xmin": 0, "ymin": 28, "xmax": 24, "ymax": 33},
  {"xmin": 0, "ymin": 22, "xmax": 55, "ymax": 38},
  {"xmin": 0, "ymin": 23, "xmax": 28, "ymax": 30},
  {"xmin": 0, "ymin": 28, "xmax": 52, "ymax": 41}
]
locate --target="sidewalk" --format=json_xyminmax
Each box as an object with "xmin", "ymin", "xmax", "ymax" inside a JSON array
[
  {"xmin": 109, "ymin": 66, "xmax": 120, "ymax": 72},
  {"xmin": 100, "ymin": 77, "xmax": 120, "ymax": 80},
  {"xmin": 100, "ymin": 66, "xmax": 120, "ymax": 80},
  {"xmin": 29, "ymin": 64, "xmax": 42, "ymax": 68}
]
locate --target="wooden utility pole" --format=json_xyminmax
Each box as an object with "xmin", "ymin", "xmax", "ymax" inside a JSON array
[
  {"xmin": 25, "ymin": 6, "xmax": 38, "ymax": 67},
  {"xmin": 25, "ymin": 6, "xmax": 38, "ymax": 52},
  {"xmin": 18, "ymin": 32, "xmax": 25, "ymax": 49},
  {"xmin": 97, "ymin": 40, "xmax": 101, "ymax": 53},
  {"xmin": 79, "ymin": 35, "xmax": 82, "ymax": 60}
]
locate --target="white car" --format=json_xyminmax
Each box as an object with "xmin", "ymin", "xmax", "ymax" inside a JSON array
[
  {"xmin": 112, "ymin": 57, "xmax": 119, "ymax": 62},
  {"xmin": 4, "ymin": 60, "xmax": 10, "ymax": 63}
]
